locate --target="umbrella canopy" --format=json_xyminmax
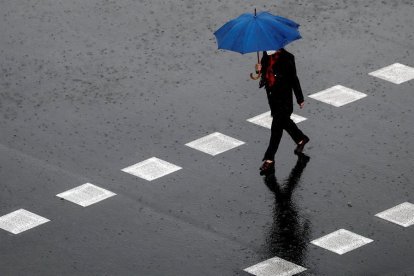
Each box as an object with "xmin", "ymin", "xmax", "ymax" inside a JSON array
[{"xmin": 214, "ymin": 11, "xmax": 301, "ymax": 54}]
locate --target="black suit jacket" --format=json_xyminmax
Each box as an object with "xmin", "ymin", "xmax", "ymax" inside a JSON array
[{"xmin": 259, "ymin": 49, "xmax": 304, "ymax": 115}]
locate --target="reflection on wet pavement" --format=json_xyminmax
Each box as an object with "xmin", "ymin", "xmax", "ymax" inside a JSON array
[{"xmin": 262, "ymin": 154, "xmax": 311, "ymax": 267}]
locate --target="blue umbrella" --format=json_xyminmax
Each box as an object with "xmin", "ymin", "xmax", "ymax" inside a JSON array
[{"xmin": 214, "ymin": 9, "xmax": 301, "ymax": 79}]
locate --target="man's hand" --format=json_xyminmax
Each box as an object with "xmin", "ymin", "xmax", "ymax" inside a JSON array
[
  {"xmin": 255, "ymin": 63, "xmax": 262, "ymax": 73},
  {"xmin": 299, "ymin": 102, "xmax": 305, "ymax": 109}
]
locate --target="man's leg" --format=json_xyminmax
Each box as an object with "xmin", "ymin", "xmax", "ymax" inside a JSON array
[
  {"xmin": 283, "ymin": 115, "xmax": 310, "ymax": 154},
  {"xmin": 284, "ymin": 115, "xmax": 307, "ymax": 144},
  {"xmin": 263, "ymin": 115, "xmax": 284, "ymax": 161}
]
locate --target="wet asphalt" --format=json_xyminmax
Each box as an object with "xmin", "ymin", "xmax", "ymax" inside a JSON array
[{"xmin": 1, "ymin": 0, "xmax": 413, "ymax": 275}]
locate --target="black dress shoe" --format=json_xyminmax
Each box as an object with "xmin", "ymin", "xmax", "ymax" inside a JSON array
[
  {"xmin": 294, "ymin": 136, "xmax": 310, "ymax": 155},
  {"xmin": 259, "ymin": 161, "xmax": 275, "ymax": 175}
]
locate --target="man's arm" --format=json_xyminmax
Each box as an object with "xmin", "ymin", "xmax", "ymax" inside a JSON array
[{"xmin": 290, "ymin": 56, "xmax": 304, "ymax": 106}]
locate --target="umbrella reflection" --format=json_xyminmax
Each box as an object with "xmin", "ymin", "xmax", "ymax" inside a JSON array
[{"xmin": 262, "ymin": 153, "xmax": 311, "ymax": 265}]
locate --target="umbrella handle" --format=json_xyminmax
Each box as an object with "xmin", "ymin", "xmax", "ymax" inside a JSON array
[
  {"xmin": 250, "ymin": 72, "xmax": 261, "ymax": 80},
  {"xmin": 250, "ymin": 50, "xmax": 261, "ymax": 80}
]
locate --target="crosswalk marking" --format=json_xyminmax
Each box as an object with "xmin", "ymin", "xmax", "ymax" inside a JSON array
[
  {"xmin": 375, "ymin": 202, "xmax": 414, "ymax": 227},
  {"xmin": 369, "ymin": 63, "xmax": 414, "ymax": 84},
  {"xmin": 310, "ymin": 229, "xmax": 373, "ymax": 255},
  {"xmin": 56, "ymin": 183, "xmax": 116, "ymax": 207},
  {"xmin": 308, "ymin": 85, "xmax": 367, "ymax": 107},
  {"xmin": 247, "ymin": 111, "xmax": 307, "ymax": 129},
  {"xmin": 185, "ymin": 132, "xmax": 245, "ymax": 156},
  {"xmin": 0, "ymin": 209, "xmax": 50, "ymax": 234},
  {"xmin": 243, "ymin": 256, "xmax": 307, "ymax": 276},
  {"xmin": 121, "ymin": 157, "xmax": 182, "ymax": 181}
]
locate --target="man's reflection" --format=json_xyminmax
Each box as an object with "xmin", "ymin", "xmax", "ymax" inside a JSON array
[{"xmin": 262, "ymin": 153, "xmax": 311, "ymax": 266}]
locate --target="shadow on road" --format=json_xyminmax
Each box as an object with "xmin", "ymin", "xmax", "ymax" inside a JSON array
[{"xmin": 262, "ymin": 153, "xmax": 311, "ymax": 266}]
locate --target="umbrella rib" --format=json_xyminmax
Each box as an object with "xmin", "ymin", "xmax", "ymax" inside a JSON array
[
  {"xmin": 256, "ymin": 20, "xmax": 278, "ymax": 50},
  {"xmin": 216, "ymin": 19, "xmax": 250, "ymax": 51},
  {"xmin": 261, "ymin": 16, "xmax": 300, "ymax": 47},
  {"xmin": 260, "ymin": 12, "xmax": 300, "ymax": 28},
  {"xmin": 215, "ymin": 14, "xmax": 252, "ymax": 39},
  {"xmin": 261, "ymin": 15, "xmax": 300, "ymax": 36},
  {"xmin": 241, "ymin": 19, "xmax": 256, "ymax": 54}
]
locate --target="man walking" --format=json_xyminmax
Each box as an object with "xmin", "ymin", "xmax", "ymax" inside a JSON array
[{"xmin": 255, "ymin": 48, "xmax": 309, "ymax": 175}]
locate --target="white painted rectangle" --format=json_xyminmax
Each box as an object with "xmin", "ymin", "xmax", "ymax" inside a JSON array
[
  {"xmin": 185, "ymin": 132, "xmax": 245, "ymax": 156},
  {"xmin": 56, "ymin": 183, "xmax": 116, "ymax": 207},
  {"xmin": 369, "ymin": 63, "xmax": 414, "ymax": 84},
  {"xmin": 311, "ymin": 229, "xmax": 373, "ymax": 255},
  {"xmin": 290, "ymin": 114, "xmax": 307, "ymax": 124},
  {"xmin": 0, "ymin": 209, "xmax": 50, "ymax": 234},
  {"xmin": 247, "ymin": 111, "xmax": 307, "ymax": 129},
  {"xmin": 375, "ymin": 202, "xmax": 414, "ymax": 227},
  {"xmin": 308, "ymin": 85, "xmax": 367, "ymax": 107},
  {"xmin": 244, "ymin": 256, "xmax": 307, "ymax": 276},
  {"xmin": 122, "ymin": 157, "xmax": 182, "ymax": 181}
]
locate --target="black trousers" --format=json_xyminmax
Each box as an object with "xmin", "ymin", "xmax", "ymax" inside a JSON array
[{"xmin": 263, "ymin": 111, "xmax": 306, "ymax": 161}]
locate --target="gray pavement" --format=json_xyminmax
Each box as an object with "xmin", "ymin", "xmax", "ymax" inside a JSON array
[{"xmin": 1, "ymin": 0, "xmax": 414, "ymax": 275}]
